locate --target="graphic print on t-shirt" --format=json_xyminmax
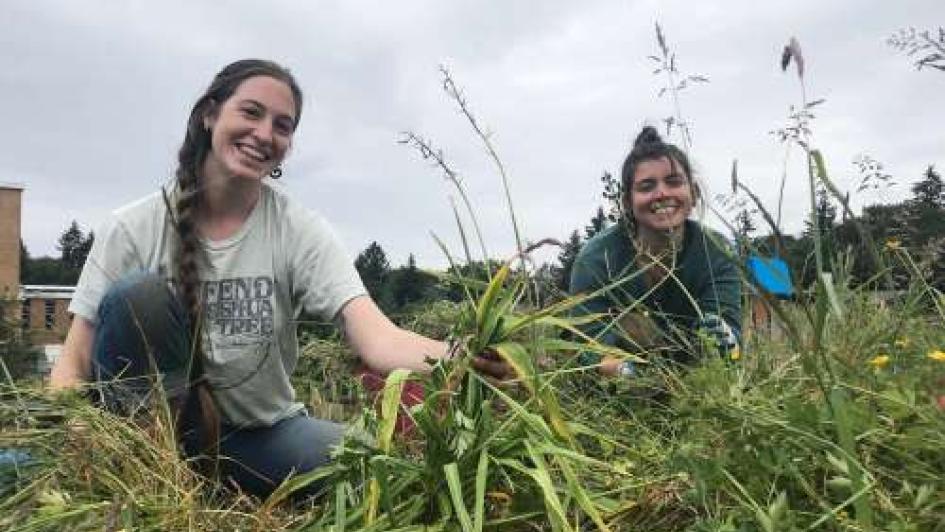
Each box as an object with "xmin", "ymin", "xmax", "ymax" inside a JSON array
[{"xmin": 202, "ymin": 276, "xmax": 275, "ymax": 365}]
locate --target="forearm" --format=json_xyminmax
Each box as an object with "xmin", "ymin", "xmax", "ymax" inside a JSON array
[
  {"xmin": 340, "ymin": 295, "xmax": 448, "ymax": 375},
  {"xmin": 360, "ymin": 328, "xmax": 448, "ymax": 374},
  {"xmin": 49, "ymin": 316, "xmax": 95, "ymax": 389}
]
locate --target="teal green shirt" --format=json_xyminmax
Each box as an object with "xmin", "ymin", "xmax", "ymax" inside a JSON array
[{"xmin": 569, "ymin": 220, "xmax": 742, "ymax": 357}]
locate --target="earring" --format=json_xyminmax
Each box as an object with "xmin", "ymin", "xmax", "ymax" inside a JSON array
[{"xmin": 269, "ymin": 166, "xmax": 283, "ymax": 179}]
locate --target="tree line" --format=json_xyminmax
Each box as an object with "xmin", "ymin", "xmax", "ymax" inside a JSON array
[
  {"xmin": 20, "ymin": 221, "xmax": 94, "ymax": 286},
  {"xmin": 22, "ymin": 162, "xmax": 943, "ymax": 301}
]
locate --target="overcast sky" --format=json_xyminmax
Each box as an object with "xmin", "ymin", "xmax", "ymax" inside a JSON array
[{"xmin": 3, "ymin": 1, "xmax": 942, "ymax": 269}]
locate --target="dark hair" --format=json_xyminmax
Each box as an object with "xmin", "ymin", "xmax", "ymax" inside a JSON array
[
  {"xmin": 172, "ymin": 59, "xmax": 303, "ymax": 459},
  {"xmin": 619, "ymin": 126, "xmax": 700, "ymax": 217}
]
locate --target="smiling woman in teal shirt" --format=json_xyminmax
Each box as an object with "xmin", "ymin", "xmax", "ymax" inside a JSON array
[{"xmin": 569, "ymin": 127, "xmax": 742, "ymax": 376}]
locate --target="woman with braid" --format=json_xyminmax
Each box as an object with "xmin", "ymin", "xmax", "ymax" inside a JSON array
[
  {"xmin": 570, "ymin": 126, "xmax": 742, "ymax": 378},
  {"xmin": 50, "ymin": 59, "xmax": 507, "ymax": 498}
]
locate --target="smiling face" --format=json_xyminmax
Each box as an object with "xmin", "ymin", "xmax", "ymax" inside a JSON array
[
  {"xmin": 202, "ymin": 75, "xmax": 298, "ymax": 182},
  {"xmin": 627, "ymin": 156, "xmax": 695, "ymax": 237}
]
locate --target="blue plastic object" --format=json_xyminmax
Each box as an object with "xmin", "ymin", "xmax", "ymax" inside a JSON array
[{"xmin": 746, "ymin": 255, "xmax": 794, "ymax": 299}]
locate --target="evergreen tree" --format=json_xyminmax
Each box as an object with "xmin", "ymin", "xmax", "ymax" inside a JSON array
[
  {"xmin": 584, "ymin": 206, "xmax": 609, "ymax": 240},
  {"xmin": 554, "ymin": 230, "xmax": 583, "ymax": 291},
  {"xmin": 906, "ymin": 165, "xmax": 945, "ymax": 247},
  {"xmin": 388, "ymin": 254, "xmax": 437, "ymax": 310},
  {"xmin": 58, "ymin": 221, "xmax": 87, "ymax": 270},
  {"xmin": 55, "ymin": 220, "xmax": 94, "ymax": 284},
  {"xmin": 803, "ymin": 187, "xmax": 837, "ymax": 265},
  {"xmin": 355, "ymin": 241, "xmax": 391, "ymax": 306},
  {"xmin": 910, "ymin": 165, "xmax": 943, "ymax": 209}
]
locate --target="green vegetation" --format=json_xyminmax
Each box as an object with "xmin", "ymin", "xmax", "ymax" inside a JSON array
[
  {"xmin": 3, "ymin": 24, "xmax": 945, "ymax": 532},
  {"xmin": 20, "ymin": 221, "xmax": 93, "ymax": 286}
]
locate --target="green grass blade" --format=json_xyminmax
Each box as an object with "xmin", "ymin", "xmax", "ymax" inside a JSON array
[
  {"xmin": 476, "ymin": 262, "xmax": 511, "ymax": 333},
  {"xmin": 829, "ymin": 388, "xmax": 874, "ymax": 529},
  {"xmin": 444, "ymin": 462, "xmax": 474, "ymax": 532},
  {"xmin": 555, "ymin": 455, "xmax": 610, "ymax": 531},
  {"xmin": 378, "ymin": 369, "xmax": 411, "ymax": 454},
  {"xmin": 335, "ymin": 482, "xmax": 347, "ymax": 532},
  {"xmin": 524, "ymin": 441, "xmax": 573, "ymax": 532},
  {"xmin": 473, "ymin": 448, "xmax": 489, "ymax": 532},
  {"xmin": 371, "ymin": 456, "xmax": 397, "ymax": 527},
  {"xmin": 365, "ymin": 369, "xmax": 411, "ymax": 524}
]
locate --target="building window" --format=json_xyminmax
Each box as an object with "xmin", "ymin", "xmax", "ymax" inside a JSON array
[
  {"xmin": 21, "ymin": 299, "xmax": 30, "ymax": 329},
  {"xmin": 45, "ymin": 300, "xmax": 55, "ymax": 330}
]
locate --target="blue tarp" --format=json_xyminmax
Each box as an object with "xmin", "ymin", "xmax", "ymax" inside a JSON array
[{"xmin": 746, "ymin": 255, "xmax": 794, "ymax": 299}]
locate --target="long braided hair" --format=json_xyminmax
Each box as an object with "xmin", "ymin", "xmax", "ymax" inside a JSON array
[{"xmin": 172, "ymin": 59, "xmax": 302, "ymax": 457}]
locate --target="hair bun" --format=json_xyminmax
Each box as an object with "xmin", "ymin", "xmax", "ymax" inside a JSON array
[{"xmin": 633, "ymin": 126, "xmax": 663, "ymax": 148}]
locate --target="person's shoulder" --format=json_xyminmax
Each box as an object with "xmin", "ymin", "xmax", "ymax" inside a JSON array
[
  {"xmin": 111, "ymin": 189, "xmax": 165, "ymax": 218},
  {"xmin": 262, "ymin": 180, "xmax": 337, "ymax": 239},
  {"xmin": 686, "ymin": 220, "xmax": 736, "ymax": 258},
  {"xmin": 103, "ymin": 187, "xmax": 169, "ymax": 237},
  {"xmin": 263, "ymin": 180, "xmax": 322, "ymax": 220},
  {"xmin": 577, "ymin": 222, "xmax": 627, "ymax": 261}
]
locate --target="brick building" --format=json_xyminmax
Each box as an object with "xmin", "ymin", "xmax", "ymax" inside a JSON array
[
  {"xmin": 0, "ymin": 183, "xmax": 74, "ymax": 351},
  {"xmin": 0, "ymin": 183, "xmax": 22, "ymax": 298}
]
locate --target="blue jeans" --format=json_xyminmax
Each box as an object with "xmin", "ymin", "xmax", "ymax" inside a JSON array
[{"xmin": 91, "ymin": 272, "xmax": 345, "ymax": 499}]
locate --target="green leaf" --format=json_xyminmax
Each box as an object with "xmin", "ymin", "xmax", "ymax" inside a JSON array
[
  {"xmin": 476, "ymin": 262, "xmax": 511, "ymax": 334},
  {"xmin": 371, "ymin": 456, "xmax": 397, "ymax": 526},
  {"xmin": 378, "ymin": 369, "xmax": 411, "ymax": 453},
  {"xmin": 473, "ymin": 448, "xmax": 489, "ymax": 532},
  {"xmin": 335, "ymin": 482, "xmax": 347, "ymax": 532},
  {"xmin": 555, "ymin": 455, "xmax": 610, "ymax": 531},
  {"xmin": 444, "ymin": 463, "xmax": 474, "ymax": 532},
  {"xmin": 501, "ymin": 442, "xmax": 572, "ymax": 532},
  {"xmin": 829, "ymin": 388, "xmax": 874, "ymax": 529},
  {"xmin": 819, "ymin": 272, "xmax": 843, "ymax": 319}
]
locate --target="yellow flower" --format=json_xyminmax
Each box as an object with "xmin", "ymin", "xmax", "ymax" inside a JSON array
[
  {"xmin": 894, "ymin": 338, "xmax": 909, "ymax": 349},
  {"xmin": 868, "ymin": 354, "xmax": 890, "ymax": 369},
  {"xmin": 730, "ymin": 347, "xmax": 741, "ymax": 361},
  {"xmin": 885, "ymin": 238, "xmax": 902, "ymax": 250},
  {"xmin": 928, "ymin": 350, "xmax": 945, "ymax": 362}
]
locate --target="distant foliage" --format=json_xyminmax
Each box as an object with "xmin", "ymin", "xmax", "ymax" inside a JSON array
[
  {"xmin": 354, "ymin": 241, "xmax": 392, "ymax": 309},
  {"xmin": 387, "ymin": 254, "xmax": 438, "ymax": 310},
  {"xmin": 20, "ymin": 220, "xmax": 93, "ymax": 285},
  {"xmin": 553, "ymin": 230, "xmax": 583, "ymax": 291}
]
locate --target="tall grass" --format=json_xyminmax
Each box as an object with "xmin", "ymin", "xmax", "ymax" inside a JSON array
[{"xmin": 2, "ymin": 25, "xmax": 945, "ymax": 532}]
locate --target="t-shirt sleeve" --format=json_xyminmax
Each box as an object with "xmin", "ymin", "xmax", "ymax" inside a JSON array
[
  {"xmin": 287, "ymin": 209, "xmax": 367, "ymax": 321},
  {"xmin": 68, "ymin": 216, "xmax": 143, "ymax": 323}
]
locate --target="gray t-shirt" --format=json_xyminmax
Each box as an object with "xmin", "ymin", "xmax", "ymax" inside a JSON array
[{"xmin": 70, "ymin": 180, "xmax": 367, "ymax": 427}]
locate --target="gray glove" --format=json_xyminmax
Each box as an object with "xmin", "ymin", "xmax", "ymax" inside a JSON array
[{"xmin": 696, "ymin": 312, "xmax": 740, "ymax": 355}]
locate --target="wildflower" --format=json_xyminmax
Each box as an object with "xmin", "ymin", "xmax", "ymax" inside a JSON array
[
  {"xmin": 868, "ymin": 354, "xmax": 890, "ymax": 369},
  {"xmin": 927, "ymin": 350, "xmax": 945, "ymax": 362},
  {"xmin": 894, "ymin": 338, "xmax": 909, "ymax": 349},
  {"xmin": 730, "ymin": 347, "xmax": 741, "ymax": 361},
  {"xmin": 885, "ymin": 238, "xmax": 902, "ymax": 250}
]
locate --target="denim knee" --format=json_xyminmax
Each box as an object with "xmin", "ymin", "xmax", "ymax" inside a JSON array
[{"xmin": 92, "ymin": 271, "xmax": 191, "ymax": 406}]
